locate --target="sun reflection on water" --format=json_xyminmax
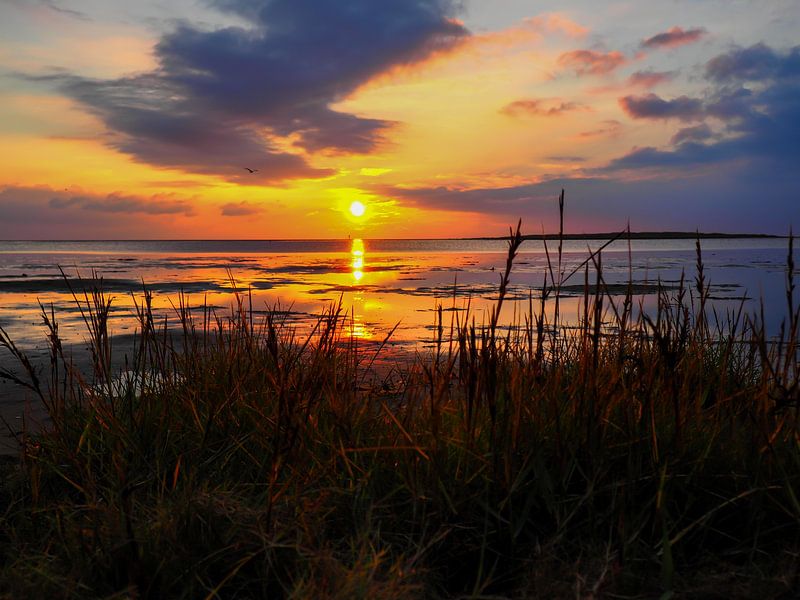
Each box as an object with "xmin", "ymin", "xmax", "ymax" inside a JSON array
[
  {"xmin": 348, "ymin": 238, "xmax": 374, "ymax": 338},
  {"xmin": 351, "ymin": 238, "xmax": 365, "ymax": 282}
]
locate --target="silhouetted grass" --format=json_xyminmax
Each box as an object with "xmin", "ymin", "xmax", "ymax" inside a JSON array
[{"xmin": 0, "ymin": 200, "xmax": 798, "ymax": 598}]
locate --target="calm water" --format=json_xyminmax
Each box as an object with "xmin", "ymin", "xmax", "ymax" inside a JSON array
[{"xmin": 0, "ymin": 237, "xmax": 795, "ymax": 353}]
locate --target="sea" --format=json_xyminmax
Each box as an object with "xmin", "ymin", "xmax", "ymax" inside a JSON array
[{"xmin": 0, "ymin": 237, "xmax": 795, "ymax": 352}]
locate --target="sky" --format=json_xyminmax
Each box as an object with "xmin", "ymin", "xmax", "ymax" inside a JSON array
[{"xmin": 0, "ymin": 0, "xmax": 798, "ymax": 239}]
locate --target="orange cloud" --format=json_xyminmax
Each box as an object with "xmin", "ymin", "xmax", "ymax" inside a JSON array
[
  {"xmin": 626, "ymin": 70, "xmax": 676, "ymax": 88},
  {"xmin": 588, "ymin": 70, "xmax": 675, "ymax": 94},
  {"xmin": 473, "ymin": 12, "xmax": 588, "ymax": 49},
  {"xmin": 575, "ymin": 120, "xmax": 623, "ymax": 139},
  {"xmin": 501, "ymin": 98, "xmax": 588, "ymax": 117},
  {"xmin": 366, "ymin": 11, "xmax": 588, "ymax": 87},
  {"xmin": 557, "ymin": 49, "xmax": 627, "ymax": 76},
  {"xmin": 526, "ymin": 13, "xmax": 590, "ymax": 38}
]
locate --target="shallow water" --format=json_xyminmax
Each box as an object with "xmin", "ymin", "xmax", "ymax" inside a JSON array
[{"xmin": 0, "ymin": 237, "xmax": 795, "ymax": 354}]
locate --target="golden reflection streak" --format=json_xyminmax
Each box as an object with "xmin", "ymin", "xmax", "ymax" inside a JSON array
[
  {"xmin": 349, "ymin": 238, "xmax": 372, "ymax": 338},
  {"xmin": 351, "ymin": 238, "xmax": 365, "ymax": 282}
]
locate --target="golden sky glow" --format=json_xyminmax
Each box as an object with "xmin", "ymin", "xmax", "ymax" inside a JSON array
[{"xmin": 0, "ymin": 1, "xmax": 798, "ymax": 238}]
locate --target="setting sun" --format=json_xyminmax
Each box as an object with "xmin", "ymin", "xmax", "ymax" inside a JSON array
[{"xmin": 349, "ymin": 200, "xmax": 366, "ymax": 218}]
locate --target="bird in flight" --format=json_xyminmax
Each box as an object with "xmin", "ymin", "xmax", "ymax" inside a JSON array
[{"xmin": 243, "ymin": 167, "xmax": 259, "ymax": 173}]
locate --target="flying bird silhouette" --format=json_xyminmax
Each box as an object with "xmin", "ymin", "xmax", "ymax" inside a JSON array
[{"xmin": 243, "ymin": 167, "xmax": 259, "ymax": 173}]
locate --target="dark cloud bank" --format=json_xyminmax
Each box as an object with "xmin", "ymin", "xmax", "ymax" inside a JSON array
[{"xmin": 32, "ymin": 0, "xmax": 467, "ymax": 182}]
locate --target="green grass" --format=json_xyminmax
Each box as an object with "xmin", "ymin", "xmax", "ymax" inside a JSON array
[{"xmin": 0, "ymin": 207, "xmax": 798, "ymax": 598}]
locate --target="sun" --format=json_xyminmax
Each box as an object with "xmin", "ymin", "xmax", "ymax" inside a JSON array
[{"xmin": 349, "ymin": 200, "xmax": 366, "ymax": 217}]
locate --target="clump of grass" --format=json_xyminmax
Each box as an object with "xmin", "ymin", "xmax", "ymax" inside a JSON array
[{"xmin": 0, "ymin": 193, "xmax": 799, "ymax": 598}]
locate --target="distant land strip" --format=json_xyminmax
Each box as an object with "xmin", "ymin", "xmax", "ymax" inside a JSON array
[{"xmin": 471, "ymin": 232, "xmax": 787, "ymax": 241}]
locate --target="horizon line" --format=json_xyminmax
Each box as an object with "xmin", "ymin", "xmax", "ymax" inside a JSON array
[{"xmin": 0, "ymin": 231, "xmax": 792, "ymax": 243}]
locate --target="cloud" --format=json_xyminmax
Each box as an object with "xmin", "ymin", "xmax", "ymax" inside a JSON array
[
  {"xmin": 588, "ymin": 70, "xmax": 675, "ymax": 95},
  {"xmin": 220, "ymin": 201, "xmax": 263, "ymax": 216},
  {"xmin": 705, "ymin": 43, "xmax": 800, "ymax": 82},
  {"xmin": 469, "ymin": 12, "xmax": 588, "ymax": 50},
  {"xmin": 626, "ymin": 70, "xmax": 675, "ymax": 89},
  {"xmin": 0, "ymin": 186, "xmax": 198, "ymax": 238},
  {"xmin": 521, "ymin": 13, "xmax": 589, "ymax": 38},
  {"xmin": 604, "ymin": 143, "xmax": 725, "ymax": 170},
  {"xmin": 619, "ymin": 93, "xmax": 705, "ymax": 121},
  {"xmin": 609, "ymin": 84, "xmax": 800, "ymax": 171},
  {"xmin": 7, "ymin": 0, "xmax": 91, "ymax": 21},
  {"xmin": 48, "ymin": 192, "xmax": 195, "ymax": 215},
  {"xmin": 373, "ymin": 44, "xmax": 800, "ymax": 233},
  {"xmin": 577, "ymin": 119, "xmax": 622, "ymax": 138},
  {"xmin": 546, "ymin": 155, "xmax": 586, "ymax": 162},
  {"xmin": 29, "ymin": 0, "xmax": 468, "ymax": 182},
  {"xmin": 42, "ymin": 0, "xmax": 91, "ymax": 21},
  {"xmin": 608, "ymin": 44, "xmax": 800, "ymax": 175},
  {"xmin": 375, "ymin": 168, "xmax": 798, "ymax": 233},
  {"xmin": 501, "ymin": 98, "xmax": 586, "ymax": 117},
  {"xmin": 641, "ymin": 26, "xmax": 707, "ymax": 50},
  {"xmin": 557, "ymin": 49, "xmax": 627, "ymax": 76},
  {"xmin": 670, "ymin": 124, "xmax": 714, "ymax": 145}
]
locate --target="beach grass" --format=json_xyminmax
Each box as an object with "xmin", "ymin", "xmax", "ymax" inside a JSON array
[{"xmin": 0, "ymin": 210, "xmax": 798, "ymax": 598}]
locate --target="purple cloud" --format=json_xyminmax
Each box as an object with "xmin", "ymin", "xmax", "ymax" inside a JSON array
[
  {"xmin": 671, "ymin": 124, "xmax": 714, "ymax": 145},
  {"xmin": 641, "ymin": 26, "xmax": 707, "ymax": 50},
  {"xmin": 0, "ymin": 186, "xmax": 197, "ymax": 238},
  {"xmin": 31, "ymin": 0, "xmax": 468, "ymax": 182},
  {"xmin": 49, "ymin": 192, "xmax": 195, "ymax": 215},
  {"xmin": 706, "ymin": 43, "xmax": 800, "ymax": 82},
  {"xmin": 375, "ymin": 172, "xmax": 797, "ymax": 233},
  {"xmin": 611, "ymin": 44, "xmax": 800, "ymax": 176},
  {"xmin": 619, "ymin": 93, "xmax": 705, "ymax": 121}
]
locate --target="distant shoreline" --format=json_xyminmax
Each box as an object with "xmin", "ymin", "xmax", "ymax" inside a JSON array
[{"xmin": 476, "ymin": 232, "xmax": 788, "ymax": 241}]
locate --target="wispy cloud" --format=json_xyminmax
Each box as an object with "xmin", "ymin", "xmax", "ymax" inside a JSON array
[
  {"xmin": 670, "ymin": 124, "xmax": 714, "ymax": 145},
  {"xmin": 557, "ymin": 49, "xmax": 627, "ymax": 76},
  {"xmin": 576, "ymin": 119, "xmax": 622, "ymax": 139},
  {"xmin": 546, "ymin": 155, "xmax": 586, "ymax": 163},
  {"xmin": 45, "ymin": 1, "xmax": 91, "ymax": 21},
  {"xmin": 588, "ymin": 70, "xmax": 675, "ymax": 95},
  {"xmin": 470, "ymin": 12, "xmax": 588, "ymax": 49},
  {"xmin": 626, "ymin": 70, "xmax": 675, "ymax": 89},
  {"xmin": 49, "ymin": 192, "xmax": 195, "ymax": 215},
  {"xmin": 0, "ymin": 186, "xmax": 198, "ymax": 238},
  {"xmin": 220, "ymin": 201, "xmax": 263, "ymax": 217},
  {"xmin": 500, "ymin": 98, "xmax": 586, "ymax": 117},
  {"xmin": 641, "ymin": 26, "xmax": 707, "ymax": 50}
]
